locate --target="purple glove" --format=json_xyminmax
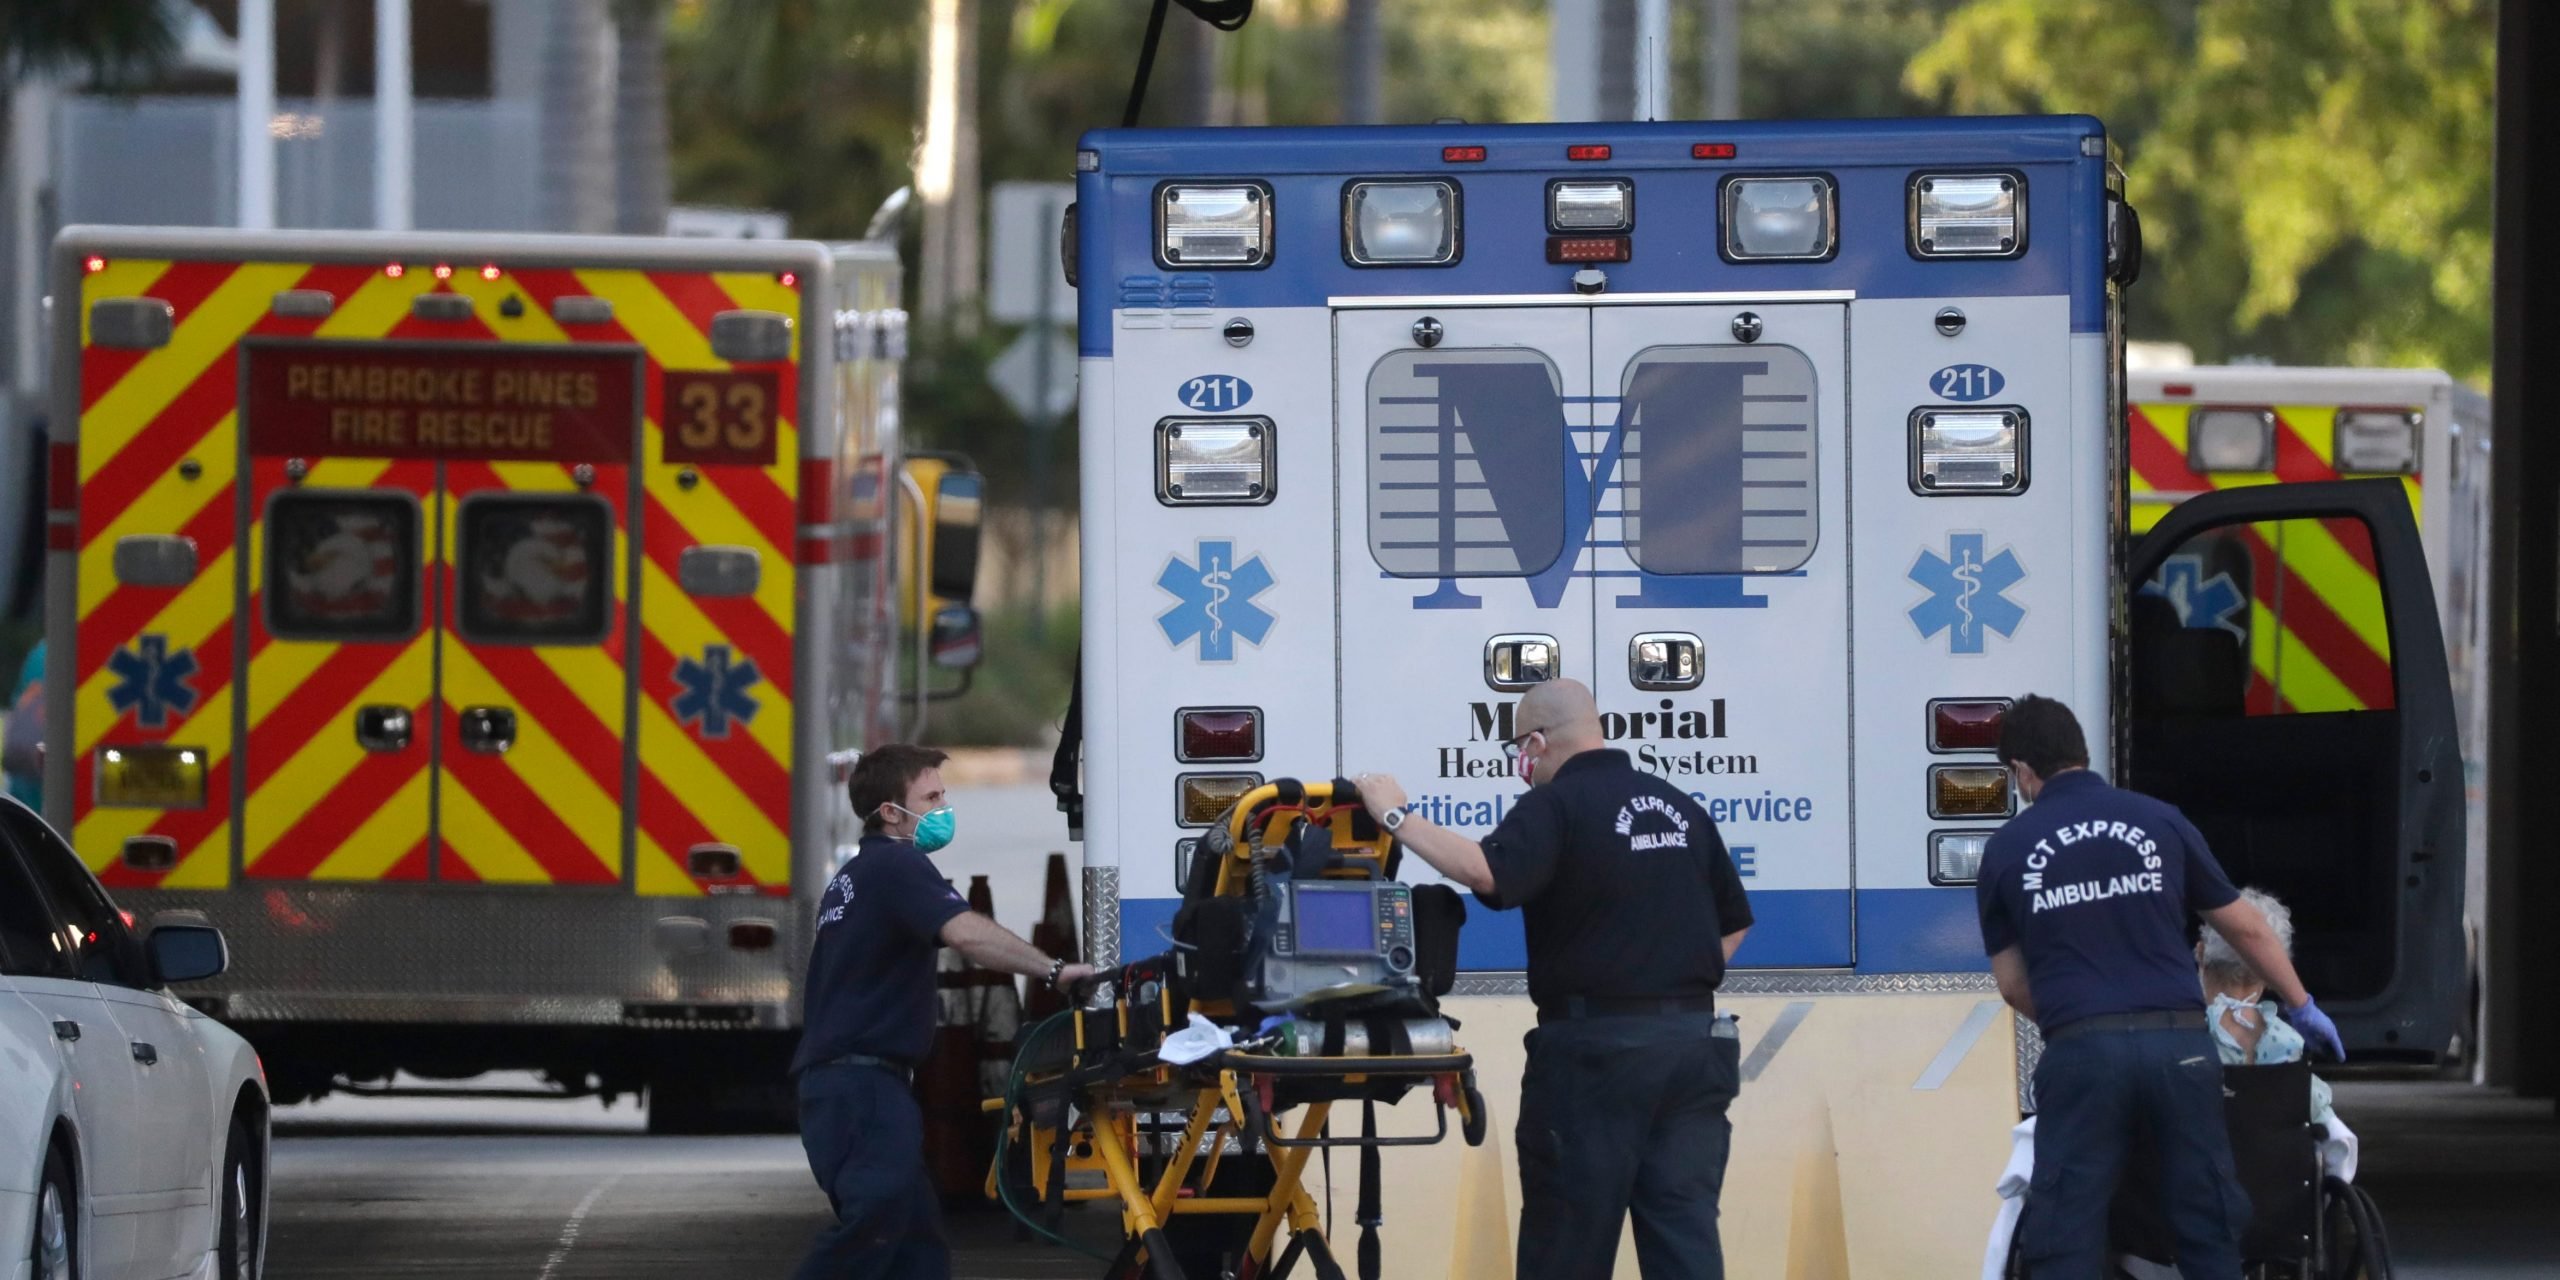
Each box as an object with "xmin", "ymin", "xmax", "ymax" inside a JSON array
[{"xmin": 2282, "ymin": 995, "xmax": 2345, "ymax": 1061}]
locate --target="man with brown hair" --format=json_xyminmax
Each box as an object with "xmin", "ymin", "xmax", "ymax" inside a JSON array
[{"xmin": 790, "ymin": 742, "xmax": 1095, "ymax": 1280}]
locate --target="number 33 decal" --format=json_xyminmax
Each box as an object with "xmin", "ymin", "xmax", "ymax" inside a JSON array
[{"xmin": 662, "ymin": 371, "xmax": 782, "ymax": 466}]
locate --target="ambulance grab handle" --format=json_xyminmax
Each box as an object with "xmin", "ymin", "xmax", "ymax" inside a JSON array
[
  {"xmin": 355, "ymin": 705, "xmax": 414, "ymax": 753},
  {"xmin": 458, "ymin": 707, "xmax": 517, "ymax": 755}
]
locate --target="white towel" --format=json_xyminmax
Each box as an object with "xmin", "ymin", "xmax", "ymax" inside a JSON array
[{"xmin": 1981, "ymin": 1117, "xmax": 2038, "ymax": 1280}]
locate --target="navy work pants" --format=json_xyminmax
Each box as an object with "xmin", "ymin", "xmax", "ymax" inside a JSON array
[
  {"xmin": 791, "ymin": 1062, "xmax": 951, "ymax": 1280},
  {"xmin": 1514, "ymin": 1012, "xmax": 1741, "ymax": 1280},
  {"xmin": 2022, "ymin": 1027, "xmax": 2248, "ymax": 1279}
]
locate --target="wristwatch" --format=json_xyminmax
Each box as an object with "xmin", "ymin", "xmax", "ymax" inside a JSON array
[
  {"xmin": 1045, "ymin": 957, "xmax": 1067, "ymax": 989},
  {"xmin": 1380, "ymin": 808, "xmax": 1406, "ymax": 833}
]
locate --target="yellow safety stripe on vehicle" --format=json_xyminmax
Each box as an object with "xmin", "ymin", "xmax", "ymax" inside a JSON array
[{"xmin": 304, "ymin": 766, "xmax": 436, "ymax": 881}]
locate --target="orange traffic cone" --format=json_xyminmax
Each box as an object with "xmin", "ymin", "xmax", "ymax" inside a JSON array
[{"xmin": 1024, "ymin": 853, "xmax": 1079, "ymax": 1019}]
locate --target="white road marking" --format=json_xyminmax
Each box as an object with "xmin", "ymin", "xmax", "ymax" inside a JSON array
[{"xmin": 535, "ymin": 1172, "xmax": 625, "ymax": 1280}]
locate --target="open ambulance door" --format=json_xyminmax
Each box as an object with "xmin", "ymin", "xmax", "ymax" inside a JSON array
[{"xmin": 2124, "ymin": 478, "xmax": 2464, "ymax": 1060}]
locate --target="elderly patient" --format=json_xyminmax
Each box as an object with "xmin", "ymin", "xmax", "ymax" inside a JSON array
[
  {"xmin": 2197, "ymin": 887, "xmax": 2358, "ymax": 1181},
  {"xmin": 1981, "ymin": 887, "xmax": 2357, "ymax": 1279}
]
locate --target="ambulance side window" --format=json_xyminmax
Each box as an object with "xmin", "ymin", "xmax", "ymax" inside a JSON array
[
  {"xmin": 265, "ymin": 491, "xmax": 424, "ymax": 643},
  {"xmin": 1620, "ymin": 344, "xmax": 1819, "ymax": 575},
  {"xmin": 455, "ymin": 495, "xmax": 616, "ymax": 646},
  {"xmin": 1365, "ymin": 348, "xmax": 1568, "ymax": 577},
  {"xmin": 2131, "ymin": 518, "xmax": 2395, "ymax": 720}
]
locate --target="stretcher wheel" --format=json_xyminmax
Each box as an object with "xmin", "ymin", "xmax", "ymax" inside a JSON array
[{"xmin": 1459, "ymin": 1074, "xmax": 1489, "ymax": 1148}]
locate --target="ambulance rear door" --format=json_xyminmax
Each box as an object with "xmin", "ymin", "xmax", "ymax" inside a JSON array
[
  {"xmin": 1586, "ymin": 303, "xmax": 1851, "ymax": 966},
  {"xmin": 2125, "ymin": 477, "xmax": 2464, "ymax": 1059},
  {"xmin": 1334, "ymin": 305, "xmax": 1594, "ymax": 970}
]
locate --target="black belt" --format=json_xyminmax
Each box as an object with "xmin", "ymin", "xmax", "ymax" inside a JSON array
[
  {"xmin": 807, "ymin": 1051, "xmax": 913, "ymax": 1079},
  {"xmin": 1537, "ymin": 994, "xmax": 1717, "ymax": 1024},
  {"xmin": 2046, "ymin": 1009, "xmax": 2206, "ymax": 1041}
]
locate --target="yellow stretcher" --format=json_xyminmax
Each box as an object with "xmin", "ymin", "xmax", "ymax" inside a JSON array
[{"xmin": 987, "ymin": 780, "xmax": 1487, "ymax": 1280}]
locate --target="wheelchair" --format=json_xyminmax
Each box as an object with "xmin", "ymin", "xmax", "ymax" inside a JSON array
[{"xmin": 2003, "ymin": 1062, "xmax": 2398, "ymax": 1279}]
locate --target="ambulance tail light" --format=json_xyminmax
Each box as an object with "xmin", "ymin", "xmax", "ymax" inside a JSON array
[
  {"xmin": 1930, "ymin": 832, "xmax": 1992, "ymax": 886},
  {"xmin": 1345, "ymin": 181, "xmax": 1460, "ymax": 266},
  {"xmin": 2335, "ymin": 408, "xmax": 2421, "ymax": 474},
  {"xmin": 1912, "ymin": 409, "xmax": 2026, "ymax": 494},
  {"xmin": 1547, "ymin": 236, "xmax": 1631, "ymax": 265},
  {"xmin": 1928, "ymin": 699, "xmax": 2010, "ymax": 752},
  {"xmin": 1722, "ymin": 176, "xmax": 1836, "ymax": 261},
  {"xmin": 1159, "ymin": 183, "xmax": 1272, "ymax": 268},
  {"xmin": 96, "ymin": 745, "xmax": 207, "ymax": 810},
  {"xmin": 1928, "ymin": 764, "xmax": 2013, "ymax": 820},
  {"xmin": 1911, "ymin": 173, "xmax": 2024, "ymax": 257},
  {"xmin": 1179, "ymin": 773, "xmax": 1264, "ymax": 827},
  {"xmin": 2189, "ymin": 408, "xmax": 2277, "ymax": 473},
  {"xmin": 1157, "ymin": 419, "xmax": 1274, "ymax": 505},
  {"xmin": 1177, "ymin": 708, "xmax": 1263, "ymax": 763}
]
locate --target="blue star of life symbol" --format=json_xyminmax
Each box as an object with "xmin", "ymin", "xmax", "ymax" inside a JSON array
[
  {"xmin": 105, "ymin": 633, "xmax": 199, "ymax": 730},
  {"xmin": 1156, "ymin": 538, "xmax": 1275, "ymax": 662},
  {"xmin": 1907, "ymin": 533, "xmax": 2027, "ymax": 655},
  {"xmin": 672, "ymin": 644, "xmax": 762, "ymax": 739},
  {"xmin": 2141, "ymin": 554, "xmax": 2249, "ymax": 641}
]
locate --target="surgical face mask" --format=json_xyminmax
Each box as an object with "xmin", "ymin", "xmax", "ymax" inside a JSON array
[
  {"xmin": 1512, "ymin": 731, "xmax": 1547, "ymax": 786},
  {"xmin": 892, "ymin": 802, "xmax": 958, "ymax": 853}
]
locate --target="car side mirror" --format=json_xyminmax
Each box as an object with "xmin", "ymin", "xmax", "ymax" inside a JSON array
[
  {"xmin": 930, "ymin": 604, "xmax": 984, "ymax": 670},
  {"xmin": 929, "ymin": 469, "xmax": 983, "ymax": 605},
  {"xmin": 146, "ymin": 923, "xmax": 229, "ymax": 985}
]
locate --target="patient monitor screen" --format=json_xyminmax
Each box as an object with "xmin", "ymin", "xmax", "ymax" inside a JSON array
[{"xmin": 1293, "ymin": 885, "xmax": 1380, "ymax": 955}]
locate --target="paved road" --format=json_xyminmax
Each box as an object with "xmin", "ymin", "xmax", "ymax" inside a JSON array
[{"xmin": 266, "ymin": 1085, "xmax": 1121, "ymax": 1280}]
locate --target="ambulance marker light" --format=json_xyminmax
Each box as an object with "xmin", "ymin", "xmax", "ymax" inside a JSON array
[
  {"xmin": 1930, "ymin": 832, "xmax": 1992, "ymax": 886},
  {"xmin": 2162, "ymin": 383, "xmax": 2195, "ymax": 397},
  {"xmin": 1912, "ymin": 173, "xmax": 2024, "ymax": 257},
  {"xmin": 1158, "ymin": 419, "xmax": 1273, "ymax": 505},
  {"xmin": 1160, "ymin": 184, "xmax": 1272, "ymax": 268},
  {"xmin": 1913, "ymin": 408, "xmax": 2025, "ymax": 494},
  {"xmin": 1346, "ymin": 181, "xmax": 1460, "ymax": 265},
  {"xmin": 1547, "ymin": 236, "xmax": 1631, "ymax": 264},
  {"xmin": 1566, "ymin": 144, "xmax": 1612, "ymax": 161},
  {"xmin": 384, "ymin": 263, "xmax": 406, "ymax": 279},
  {"xmin": 1177, "ymin": 708, "xmax": 1263, "ymax": 763},
  {"xmin": 83, "ymin": 255, "xmax": 107, "ymax": 274},
  {"xmin": 1179, "ymin": 773, "xmax": 1264, "ymax": 827},
  {"xmin": 780, "ymin": 271, "xmax": 799, "ymax": 287},
  {"xmin": 1692, "ymin": 143, "xmax": 1737, "ymax": 160},
  {"xmin": 432, "ymin": 264, "xmax": 454, "ymax": 281},
  {"xmin": 2335, "ymin": 408, "xmax": 2421, "ymax": 474},
  {"xmin": 1549, "ymin": 179, "xmax": 1633, "ymax": 233},
  {"xmin": 1929, "ymin": 699, "xmax": 2010, "ymax": 752},
  {"xmin": 2189, "ymin": 407, "xmax": 2277, "ymax": 473},
  {"xmin": 1929, "ymin": 764, "xmax": 2013, "ymax": 819},
  {"xmin": 479, "ymin": 264, "xmax": 502, "ymax": 281},
  {"xmin": 1442, "ymin": 145, "xmax": 1487, "ymax": 163},
  {"xmin": 1723, "ymin": 175, "xmax": 1837, "ymax": 260}
]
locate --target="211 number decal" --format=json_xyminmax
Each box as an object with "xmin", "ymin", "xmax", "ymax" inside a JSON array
[
  {"xmin": 1179, "ymin": 375, "xmax": 1253, "ymax": 412},
  {"xmin": 1928, "ymin": 364, "xmax": 2006, "ymax": 402},
  {"xmin": 662, "ymin": 370, "xmax": 781, "ymax": 466}
]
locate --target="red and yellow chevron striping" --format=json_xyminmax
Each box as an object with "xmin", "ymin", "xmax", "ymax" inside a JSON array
[{"xmin": 74, "ymin": 256, "xmax": 803, "ymax": 896}]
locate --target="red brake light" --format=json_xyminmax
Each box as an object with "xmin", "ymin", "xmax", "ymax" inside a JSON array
[
  {"xmin": 1930, "ymin": 699, "xmax": 2010, "ymax": 752},
  {"xmin": 1692, "ymin": 143, "xmax": 1737, "ymax": 160},
  {"xmin": 1547, "ymin": 236, "xmax": 1631, "ymax": 264},
  {"xmin": 1442, "ymin": 145, "xmax": 1487, "ymax": 163},
  {"xmin": 1567, "ymin": 144, "xmax": 1612, "ymax": 162},
  {"xmin": 1178, "ymin": 708, "xmax": 1263, "ymax": 763}
]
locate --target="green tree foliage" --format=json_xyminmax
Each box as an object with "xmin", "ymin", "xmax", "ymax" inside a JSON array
[
  {"xmin": 2, "ymin": 0, "xmax": 178, "ymax": 88},
  {"xmin": 1909, "ymin": 0, "xmax": 2494, "ymax": 382}
]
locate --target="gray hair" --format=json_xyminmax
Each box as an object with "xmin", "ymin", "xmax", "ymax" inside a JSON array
[{"xmin": 2199, "ymin": 886, "xmax": 2293, "ymax": 990}]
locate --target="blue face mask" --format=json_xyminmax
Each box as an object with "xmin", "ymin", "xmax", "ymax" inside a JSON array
[{"xmin": 895, "ymin": 803, "xmax": 957, "ymax": 853}]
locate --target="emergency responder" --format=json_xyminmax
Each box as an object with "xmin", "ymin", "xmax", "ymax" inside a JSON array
[
  {"xmin": 1980, "ymin": 695, "xmax": 2343, "ymax": 1279},
  {"xmin": 1354, "ymin": 677, "xmax": 1753, "ymax": 1280},
  {"xmin": 791, "ymin": 743, "xmax": 1096, "ymax": 1280}
]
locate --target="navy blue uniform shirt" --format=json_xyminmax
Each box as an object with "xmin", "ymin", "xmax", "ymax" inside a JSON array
[
  {"xmin": 1479, "ymin": 749, "xmax": 1755, "ymax": 1011},
  {"xmin": 1976, "ymin": 769, "xmax": 2240, "ymax": 1034},
  {"xmin": 792, "ymin": 832, "xmax": 971, "ymax": 1072}
]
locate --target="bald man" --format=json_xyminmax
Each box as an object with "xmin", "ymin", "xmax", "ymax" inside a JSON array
[{"xmin": 1356, "ymin": 678, "xmax": 1753, "ymax": 1280}]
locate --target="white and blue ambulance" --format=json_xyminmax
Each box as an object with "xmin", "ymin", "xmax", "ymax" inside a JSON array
[{"xmin": 1056, "ymin": 116, "xmax": 2463, "ymax": 1273}]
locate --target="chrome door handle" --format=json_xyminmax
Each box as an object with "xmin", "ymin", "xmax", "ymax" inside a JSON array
[
  {"xmin": 355, "ymin": 704, "xmax": 414, "ymax": 752},
  {"xmin": 458, "ymin": 706, "xmax": 517, "ymax": 755},
  {"xmin": 52, "ymin": 1020, "xmax": 78, "ymax": 1042},
  {"xmin": 131, "ymin": 1041, "xmax": 158, "ymax": 1066},
  {"xmin": 1485, "ymin": 634, "xmax": 1561, "ymax": 692}
]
